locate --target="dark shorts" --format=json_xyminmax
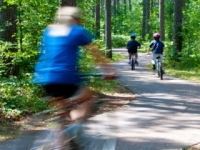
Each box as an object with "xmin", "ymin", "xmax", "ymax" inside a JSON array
[
  {"xmin": 128, "ymin": 50, "xmax": 137, "ymax": 54},
  {"xmin": 43, "ymin": 84, "xmax": 78, "ymax": 98}
]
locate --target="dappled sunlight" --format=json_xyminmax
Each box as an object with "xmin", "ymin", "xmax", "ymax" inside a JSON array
[
  {"xmin": 109, "ymin": 50, "xmax": 200, "ymax": 148},
  {"xmin": 101, "ymin": 92, "xmax": 135, "ymax": 98}
]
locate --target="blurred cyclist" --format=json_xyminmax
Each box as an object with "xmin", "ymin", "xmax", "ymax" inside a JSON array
[
  {"xmin": 33, "ymin": 6, "xmax": 115, "ymax": 121},
  {"xmin": 147, "ymin": 33, "xmax": 165, "ymax": 73},
  {"xmin": 126, "ymin": 33, "xmax": 141, "ymax": 65}
]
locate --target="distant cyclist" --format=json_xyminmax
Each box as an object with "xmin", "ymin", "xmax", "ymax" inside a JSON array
[
  {"xmin": 147, "ymin": 33, "xmax": 165, "ymax": 73},
  {"xmin": 126, "ymin": 33, "xmax": 141, "ymax": 65}
]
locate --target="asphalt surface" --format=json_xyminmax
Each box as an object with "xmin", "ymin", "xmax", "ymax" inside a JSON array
[
  {"xmin": 112, "ymin": 48, "xmax": 200, "ymax": 150},
  {"xmin": 1, "ymin": 48, "xmax": 200, "ymax": 150}
]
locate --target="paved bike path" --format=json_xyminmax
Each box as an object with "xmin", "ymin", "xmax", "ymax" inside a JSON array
[
  {"xmin": 112, "ymin": 48, "xmax": 200, "ymax": 150},
  {"xmin": 1, "ymin": 48, "xmax": 200, "ymax": 150}
]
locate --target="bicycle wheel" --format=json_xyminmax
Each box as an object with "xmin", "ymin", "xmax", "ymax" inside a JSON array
[
  {"xmin": 78, "ymin": 112, "xmax": 117, "ymax": 150},
  {"xmin": 156, "ymin": 62, "xmax": 160, "ymax": 77},
  {"xmin": 159, "ymin": 65, "xmax": 163, "ymax": 80},
  {"xmin": 29, "ymin": 111, "xmax": 117, "ymax": 150},
  {"xmin": 131, "ymin": 58, "xmax": 135, "ymax": 70}
]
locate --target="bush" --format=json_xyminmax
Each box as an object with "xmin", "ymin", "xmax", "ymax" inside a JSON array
[
  {"xmin": 112, "ymin": 35, "xmax": 129, "ymax": 48},
  {"xmin": 0, "ymin": 76, "xmax": 48, "ymax": 119}
]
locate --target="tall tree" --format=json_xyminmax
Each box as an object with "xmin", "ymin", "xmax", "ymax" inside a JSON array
[
  {"xmin": 159, "ymin": 0, "xmax": 165, "ymax": 41},
  {"xmin": 142, "ymin": 0, "xmax": 146, "ymax": 40},
  {"xmin": 173, "ymin": 0, "xmax": 184, "ymax": 53},
  {"xmin": 145, "ymin": 0, "xmax": 150, "ymax": 36},
  {"xmin": 142, "ymin": 0, "xmax": 150, "ymax": 40},
  {"xmin": 113, "ymin": 0, "xmax": 117, "ymax": 34},
  {"xmin": 101, "ymin": 0, "xmax": 105, "ymax": 12},
  {"xmin": 61, "ymin": 0, "xmax": 76, "ymax": 6},
  {"xmin": 114, "ymin": 0, "xmax": 117, "ymax": 16},
  {"xmin": 128, "ymin": 0, "xmax": 132, "ymax": 11},
  {"xmin": 95, "ymin": 0, "xmax": 101, "ymax": 38},
  {"xmin": 105, "ymin": 0, "xmax": 112, "ymax": 58},
  {"xmin": 0, "ymin": 2, "xmax": 17, "ymax": 44},
  {"xmin": 0, "ymin": 1, "xmax": 18, "ymax": 76},
  {"xmin": 166, "ymin": 0, "xmax": 174, "ymax": 41},
  {"xmin": 117, "ymin": 0, "xmax": 120, "ymax": 10},
  {"xmin": 124, "ymin": 0, "xmax": 127, "ymax": 14}
]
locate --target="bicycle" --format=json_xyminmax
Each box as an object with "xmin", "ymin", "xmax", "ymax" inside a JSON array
[
  {"xmin": 23, "ymin": 71, "xmax": 117, "ymax": 150},
  {"xmin": 155, "ymin": 55, "xmax": 163, "ymax": 80},
  {"xmin": 130, "ymin": 54, "xmax": 137, "ymax": 70}
]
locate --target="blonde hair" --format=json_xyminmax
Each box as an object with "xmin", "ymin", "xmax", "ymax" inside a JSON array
[{"xmin": 55, "ymin": 7, "xmax": 82, "ymax": 25}]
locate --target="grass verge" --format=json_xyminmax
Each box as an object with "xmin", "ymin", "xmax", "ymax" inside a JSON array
[{"xmin": 146, "ymin": 64, "xmax": 200, "ymax": 83}]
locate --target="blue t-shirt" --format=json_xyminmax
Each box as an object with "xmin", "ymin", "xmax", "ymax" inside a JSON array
[
  {"xmin": 33, "ymin": 25, "xmax": 92, "ymax": 85},
  {"xmin": 126, "ymin": 40, "xmax": 141, "ymax": 53},
  {"xmin": 149, "ymin": 40, "xmax": 164, "ymax": 54}
]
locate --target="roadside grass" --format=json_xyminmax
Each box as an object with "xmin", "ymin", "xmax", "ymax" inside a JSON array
[
  {"xmin": 165, "ymin": 68, "xmax": 200, "ymax": 82},
  {"xmin": 112, "ymin": 52, "xmax": 126, "ymax": 62},
  {"xmin": 145, "ymin": 64, "xmax": 200, "ymax": 83}
]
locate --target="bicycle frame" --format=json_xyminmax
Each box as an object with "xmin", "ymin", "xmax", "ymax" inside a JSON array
[
  {"xmin": 130, "ymin": 54, "xmax": 136, "ymax": 70},
  {"xmin": 155, "ymin": 56, "xmax": 163, "ymax": 80},
  {"xmin": 29, "ymin": 73, "xmax": 116, "ymax": 150}
]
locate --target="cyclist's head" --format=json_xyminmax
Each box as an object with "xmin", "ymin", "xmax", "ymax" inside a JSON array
[
  {"xmin": 130, "ymin": 33, "xmax": 137, "ymax": 39},
  {"xmin": 153, "ymin": 33, "xmax": 160, "ymax": 40},
  {"xmin": 55, "ymin": 7, "xmax": 82, "ymax": 25}
]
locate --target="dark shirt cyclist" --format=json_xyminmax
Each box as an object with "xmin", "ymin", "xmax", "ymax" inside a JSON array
[
  {"xmin": 126, "ymin": 33, "xmax": 141, "ymax": 65},
  {"xmin": 147, "ymin": 33, "xmax": 165, "ymax": 71}
]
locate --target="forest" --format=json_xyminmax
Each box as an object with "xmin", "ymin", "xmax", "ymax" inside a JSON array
[{"xmin": 0, "ymin": 0, "xmax": 200, "ymax": 119}]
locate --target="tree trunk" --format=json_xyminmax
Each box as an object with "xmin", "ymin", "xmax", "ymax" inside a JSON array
[
  {"xmin": 159, "ymin": 0, "xmax": 165, "ymax": 41},
  {"xmin": 129, "ymin": 0, "xmax": 132, "ymax": 11},
  {"xmin": 114, "ymin": 0, "xmax": 117, "ymax": 16},
  {"xmin": 117, "ymin": 0, "xmax": 120, "ymax": 10},
  {"xmin": 101, "ymin": 0, "xmax": 105, "ymax": 12},
  {"xmin": 61, "ymin": 0, "xmax": 76, "ymax": 6},
  {"xmin": 113, "ymin": 0, "xmax": 117, "ymax": 34},
  {"xmin": 0, "ymin": 4, "xmax": 17, "ymax": 43},
  {"xmin": 145, "ymin": 0, "xmax": 150, "ymax": 36},
  {"xmin": 95, "ymin": 0, "xmax": 101, "ymax": 38},
  {"xmin": 173, "ymin": 0, "xmax": 184, "ymax": 53},
  {"xmin": 166, "ymin": 0, "xmax": 173, "ymax": 40},
  {"xmin": 142, "ymin": 0, "xmax": 146, "ymax": 40},
  {"xmin": 105, "ymin": 0, "xmax": 112, "ymax": 59},
  {"xmin": 0, "ymin": 1, "xmax": 18, "ymax": 76},
  {"xmin": 124, "ymin": 0, "xmax": 127, "ymax": 14}
]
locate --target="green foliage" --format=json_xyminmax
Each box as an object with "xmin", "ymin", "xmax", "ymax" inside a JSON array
[
  {"xmin": 77, "ymin": 0, "xmax": 97, "ymax": 32},
  {"xmin": 1, "ymin": 0, "xmax": 200, "ymax": 120},
  {"xmin": 90, "ymin": 79, "xmax": 122, "ymax": 93},
  {"xmin": 112, "ymin": 53, "xmax": 126, "ymax": 62},
  {"xmin": 112, "ymin": 35, "xmax": 129, "ymax": 48},
  {"xmin": 163, "ymin": 1, "xmax": 200, "ymax": 70},
  {"xmin": 0, "ymin": 77, "xmax": 48, "ymax": 119},
  {"xmin": 0, "ymin": 0, "xmax": 59, "ymax": 77}
]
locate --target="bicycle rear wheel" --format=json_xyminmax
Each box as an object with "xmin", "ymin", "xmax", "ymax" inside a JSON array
[
  {"xmin": 80, "ymin": 113, "xmax": 117, "ymax": 150},
  {"xmin": 131, "ymin": 58, "xmax": 135, "ymax": 70},
  {"xmin": 156, "ymin": 62, "xmax": 160, "ymax": 77},
  {"xmin": 159, "ymin": 65, "xmax": 163, "ymax": 80},
  {"xmin": 30, "ymin": 113, "xmax": 117, "ymax": 150}
]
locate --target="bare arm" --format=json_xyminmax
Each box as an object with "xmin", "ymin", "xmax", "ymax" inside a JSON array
[{"xmin": 147, "ymin": 47, "xmax": 151, "ymax": 55}]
